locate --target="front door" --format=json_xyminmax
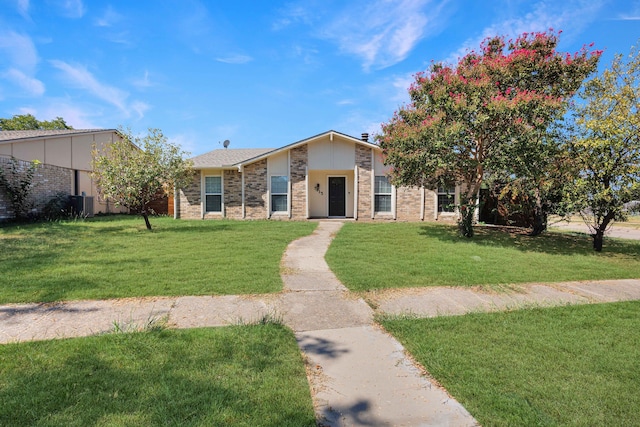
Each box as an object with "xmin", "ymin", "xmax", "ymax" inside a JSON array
[{"xmin": 328, "ymin": 177, "xmax": 346, "ymax": 217}]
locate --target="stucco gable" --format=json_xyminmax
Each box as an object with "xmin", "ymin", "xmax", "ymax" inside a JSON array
[{"xmin": 238, "ymin": 130, "xmax": 381, "ymax": 167}]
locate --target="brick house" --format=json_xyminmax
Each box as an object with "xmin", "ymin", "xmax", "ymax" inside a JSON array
[
  {"xmin": 0, "ymin": 129, "xmax": 131, "ymax": 219},
  {"xmin": 176, "ymin": 130, "xmax": 459, "ymax": 221}
]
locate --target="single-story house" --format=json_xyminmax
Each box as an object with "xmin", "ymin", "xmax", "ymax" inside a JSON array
[
  {"xmin": 176, "ymin": 130, "xmax": 459, "ymax": 221},
  {"xmin": 0, "ymin": 129, "xmax": 130, "ymax": 218}
]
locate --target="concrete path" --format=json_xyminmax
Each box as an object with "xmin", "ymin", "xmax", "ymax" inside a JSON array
[
  {"xmin": 2, "ymin": 221, "xmax": 640, "ymax": 425},
  {"xmin": 279, "ymin": 221, "xmax": 476, "ymax": 426}
]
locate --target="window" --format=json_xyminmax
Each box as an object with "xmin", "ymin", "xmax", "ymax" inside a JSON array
[
  {"xmin": 271, "ymin": 176, "xmax": 288, "ymax": 212},
  {"xmin": 374, "ymin": 176, "xmax": 392, "ymax": 213},
  {"xmin": 205, "ymin": 176, "xmax": 222, "ymax": 212},
  {"xmin": 437, "ymin": 185, "xmax": 455, "ymax": 213}
]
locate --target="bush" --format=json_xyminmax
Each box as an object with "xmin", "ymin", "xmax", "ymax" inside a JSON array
[{"xmin": 42, "ymin": 192, "xmax": 72, "ymax": 221}]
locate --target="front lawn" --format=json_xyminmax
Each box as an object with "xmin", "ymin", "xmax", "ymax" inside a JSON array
[
  {"xmin": 382, "ymin": 301, "xmax": 640, "ymax": 426},
  {"xmin": 0, "ymin": 324, "xmax": 316, "ymax": 426},
  {"xmin": 0, "ymin": 215, "xmax": 316, "ymax": 303},
  {"xmin": 325, "ymin": 222, "xmax": 640, "ymax": 291}
]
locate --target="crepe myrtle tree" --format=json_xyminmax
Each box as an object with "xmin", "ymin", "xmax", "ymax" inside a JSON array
[
  {"xmin": 377, "ymin": 30, "xmax": 600, "ymax": 237},
  {"xmin": 91, "ymin": 128, "xmax": 193, "ymax": 230},
  {"xmin": 565, "ymin": 43, "xmax": 640, "ymax": 251}
]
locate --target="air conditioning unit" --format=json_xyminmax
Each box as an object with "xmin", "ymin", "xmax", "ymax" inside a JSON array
[{"xmin": 69, "ymin": 195, "xmax": 94, "ymax": 217}]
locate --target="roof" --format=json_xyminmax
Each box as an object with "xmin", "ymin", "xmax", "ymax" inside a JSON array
[
  {"xmin": 191, "ymin": 148, "xmax": 274, "ymax": 168},
  {"xmin": 191, "ymin": 130, "xmax": 380, "ymax": 169},
  {"xmin": 0, "ymin": 129, "xmax": 118, "ymax": 143}
]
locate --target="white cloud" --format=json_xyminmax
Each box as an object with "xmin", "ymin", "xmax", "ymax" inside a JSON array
[
  {"xmin": 337, "ymin": 99, "xmax": 355, "ymax": 106},
  {"xmin": 0, "ymin": 31, "xmax": 44, "ymax": 96},
  {"xmin": 50, "ymin": 0, "xmax": 86, "ymax": 18},
  {"xmin": 130, "ymin": 100, "xmax": 150, "ymax": 120},
  {"xmin": 39, "ymin": 102, "xmax": 99, "ymax": 129},
  {"xmin": 272, "ymin": 4, "xmax": 313, "ymax": 31},
  {"xmin": 50, "ymin": 60, "xmax": 128, "ymax": 111},
  {"xmin": 215, "ymin": 54, "xmax": 253, "ymax": 64},
  {"xmin": 132, "ymin": 70, "xmax": 154, "ymax": 89},
  {"xmin": 616, "ymin": 1, "xmax": 640, "ymax": 20},
  {"xmin": 444, "ymin": 0, "xmax": 606, "ymax": 65},
  {"xmin": 0, "ymin": 31, "xmax": 38, "ymax": 72},
  {"xmin": 16, "ymin": 0, "xmax": 30, "ymax": 19},
  {"xmin": 50, "ymin": 60, "xmax": 148, "ymax": 120},
  {"xmin": 318, "ymin": 0, "xmax": 447, "ymax": 71},
  {"xmin": 94, "ymin": 5, "xmax": 122, "ymax": 27},
  {"xmin": 3, "ymin": 68, "xmax": 44, "ymax": 96},
  {"xmin": 167, "ymin": 133, "xmax": 197, "ymax": 156}
]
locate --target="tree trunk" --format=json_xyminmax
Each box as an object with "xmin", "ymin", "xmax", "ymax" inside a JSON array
[
  {"xmin": 592, "ymin": 228, "xmax": 605, "ymax": 252},
  {"xmin": 529, "ymin": 188, "xmax": 547, "ymax": 236},
  {"xmin": 458, "ymin": 201, "xmax": 476, "ymax": 238},
  {"xmin": 142, "ymin": 212, "xmax": 152, "ymax": 230},
  {"xmin": 591, "ymin": 212, "xmax": 615, "ymax": 252}
]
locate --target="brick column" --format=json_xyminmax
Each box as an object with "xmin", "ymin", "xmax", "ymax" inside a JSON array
[{"xmin": 290, "ymin": 144, "xmax": 308, "ymax": 219}]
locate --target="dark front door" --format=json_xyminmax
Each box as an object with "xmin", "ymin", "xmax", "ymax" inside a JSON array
[{"xmin": 328, "ymin": 177, "xmax": 346, "ymax": 217}]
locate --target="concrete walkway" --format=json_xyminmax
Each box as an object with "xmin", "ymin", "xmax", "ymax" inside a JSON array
[
  {"xmin": 2, "ymin": 221, "xmax": 640, "ymax": 425},
  {"xmin": 279, "ymin": 221, "xmax": 476, "ymax": 426}
]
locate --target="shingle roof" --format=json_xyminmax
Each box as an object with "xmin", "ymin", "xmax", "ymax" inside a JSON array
[
  {"xmin": 0, "ymin": 129, "xmax": 117, "ymax": 142},
  {"xmin": 191, "ymin": 148, "xmax": 274, "ymax": 168}
]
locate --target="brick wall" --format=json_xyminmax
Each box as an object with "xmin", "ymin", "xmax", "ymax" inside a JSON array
[
  {"xmin": 356, "ymin": 145, "xmax": 372, "ymax": 219},
  {"xmin": 244, "ymin": 159, "xmax": 267, "ymax": 219},
  {"xmin": 0, "ymin": 156, "xmax": 72, "ymax": 220},
  {"xmin": 395, "ymin": 186, "xmax": 421, "ymax": 221},
  {"xmin": 290, "ymin": 144, "xmax": 308, "ymax": 219},
  {"xmin": 176, "ymin": 174, "xmax": 201, "ymax": 219},
  {"xmin": 224, "ymin": 169, "xmax": 243, "ymax": 219}
]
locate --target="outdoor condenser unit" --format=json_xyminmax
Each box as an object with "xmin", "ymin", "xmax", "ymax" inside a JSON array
[{"xmin": 69, "ymin": 195, "xmax": 94, "ymax": 217}]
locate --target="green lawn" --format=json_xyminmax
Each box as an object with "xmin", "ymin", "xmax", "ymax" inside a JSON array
[
  {"xmin": 0, "ymin": 215, "xmax": 316, "ymax": 303},
  {"xmin": 0, "ymin": 324, "xmax": 315, "ymax": 427},
  {"xmin": 325, "ymin": 222, "xmax": 640, "ymax": 291},
  {"xmin": 381, "ymin": 301, "xmax": 640, "ymax": 426}
]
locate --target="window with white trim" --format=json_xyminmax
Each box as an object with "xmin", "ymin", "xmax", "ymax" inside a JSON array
[
  {"xmin": 271, "ymin": 176, "xmax": 288, "ymax": 212},
  {"xmin": 374, "ymin": 176, "xmax": 392, "ymax": 213},
  {"xmin": 205, "ymin": 176, "xmax": 222, "ymax": 212},
  {"xmin": 437, "ymin": 185, "xmax": 455, "ymax": 213}
]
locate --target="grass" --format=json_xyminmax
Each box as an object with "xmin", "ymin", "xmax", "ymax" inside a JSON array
[
  {"xmin": 0, "ymin": 324, "xmax": 316, "ymax": 426},
  {"xmin": 325, "ymin": 222, "xmax": 640, "ymax": 291},
  {"xmin": 381, "ymin": 301, "xmax": 640, "ymax": 426},
  {"xmin": 0, "ymin": 215, "xmax": 316, "ymax": 304}
]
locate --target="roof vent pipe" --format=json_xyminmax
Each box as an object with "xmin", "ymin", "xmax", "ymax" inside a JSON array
[{"xmin": 361, "ymin": 133, "xmax": 369, "ymax": 142}]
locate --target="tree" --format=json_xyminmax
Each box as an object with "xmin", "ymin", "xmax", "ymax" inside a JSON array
[
  {"xmin": 377, "ymin": 31, "xmax": 600, "ymax": 237},
  {"xmin": 565, "ymin": 43, "xmax": 640, "ymax": 251},
  {"xmin": 0, "ymin": 114, "xmax": 73, "ymax": 130},
  {"xmin": 0, "ymin": 157, "xmax": 40, "ymax": 220},
  {"xmin": 91, "ymin": 128, "xmax": 194, "ymax": 230}
]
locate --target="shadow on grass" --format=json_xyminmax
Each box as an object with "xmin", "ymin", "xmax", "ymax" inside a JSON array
[
  {"xmin": 0, "ymin": 329, "xmax": 315, "ymax": 427},
  {"xmin": 418, "ymin": 224, "xmax": 639, "ymax": 257}
]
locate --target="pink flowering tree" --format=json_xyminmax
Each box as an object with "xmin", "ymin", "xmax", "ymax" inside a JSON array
[{"xmin": 378, "ymin": 31, "xmax": 601, "ymax": 237}]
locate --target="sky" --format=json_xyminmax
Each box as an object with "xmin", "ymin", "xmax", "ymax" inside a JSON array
[{"xmin": 1, "ymin": 0, "xmax": 639, "ymax": 156}]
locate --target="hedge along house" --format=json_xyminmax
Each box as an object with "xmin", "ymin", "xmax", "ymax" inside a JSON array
[{"xmin": 176, "ymin": 130, "xmax": 460, "ymax": 221}]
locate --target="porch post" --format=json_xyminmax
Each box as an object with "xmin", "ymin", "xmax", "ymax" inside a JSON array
[{"xmin": 353, "ymin": 165, "xmax": 358, "ymax": 220}]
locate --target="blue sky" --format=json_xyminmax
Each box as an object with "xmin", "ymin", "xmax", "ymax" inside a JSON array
[{"xmin": 1, "ymin": 0, "xmax": 639, "ymax": 156}]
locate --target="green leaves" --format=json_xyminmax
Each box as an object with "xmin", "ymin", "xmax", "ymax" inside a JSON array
[
  {"xmin": 566, "ymin": 42, "xmax": 640, "ymax": 250},
  {"xmin": 378, "ymin": 30, "xmax": 600, "ymax": 236},
  {"xmin": 0, "ymin": 114, "xmax": 72, "ymax": 130},
  {"xmin": 91, "ymin": 128, "xmax": 194, "ymax": 230}
]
